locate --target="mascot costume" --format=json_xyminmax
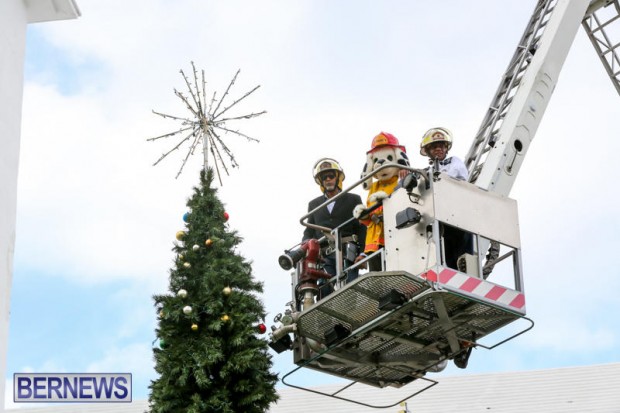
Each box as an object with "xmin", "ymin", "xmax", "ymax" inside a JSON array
[{"xmin": 354, "ymin": 132, "xmax": 409, "ymax": 270}]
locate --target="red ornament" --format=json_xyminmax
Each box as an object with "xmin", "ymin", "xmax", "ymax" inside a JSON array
[
  {"xmin": 257, "ymin": 323, "xmax": 267, "ymax": 334},
  {"xmin": 223, "ymin": 212, "xmax": 229, "ymax": 222}
]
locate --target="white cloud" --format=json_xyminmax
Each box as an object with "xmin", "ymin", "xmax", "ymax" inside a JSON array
[
  {"xmin": 4, "ymin": 379, "xmax": 21, "ymax": 410},
  {"xmin": 523, "ymin": 320, "xmax": 616, "ymax": 352},
  {"xmin": 85, "ymin": 342, "xmax": 155, "ymax": 400},
  {"xmin": 85, "ymin": 342, "xmax": 154, "ymax": 377}
]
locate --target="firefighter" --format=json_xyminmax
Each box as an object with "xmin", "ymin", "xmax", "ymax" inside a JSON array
[
  {"xmin": 420, "ymin": 127, "xmax": 475, "ymax": 369},
  {"xmin": 420, "ymin": 127, "xmax": 473, "ymax": 269},
  {"xmin": 419, "ymin": 127, "xmax": 468, "ymax": 180},
  {"xmin": 303, "ymin": 158, "xmax": 367, "ymax": 297}
]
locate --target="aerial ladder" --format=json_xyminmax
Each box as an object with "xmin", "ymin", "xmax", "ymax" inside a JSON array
[
  {"xmin": 269, "ymin": 0, "xmax": 620, "ymax": 408},
  {"xmin": 465, "ymin": 0, "xmax": 620, "ymax": 192}
]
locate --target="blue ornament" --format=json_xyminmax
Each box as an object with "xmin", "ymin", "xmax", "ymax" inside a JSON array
[{"xmin": 183, "ymin": 212, "xmax": 190, "ymax": 223}]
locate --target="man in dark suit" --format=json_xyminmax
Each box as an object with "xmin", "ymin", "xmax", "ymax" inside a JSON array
[{"xmin": 303, "ymin": 158, "xmax": 366, "ymax": 297}]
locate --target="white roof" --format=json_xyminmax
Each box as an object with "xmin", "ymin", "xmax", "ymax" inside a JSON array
[
  {"xmin": 8, "ymin": 362, "xmax": 620, "ymax": 413},
  {"xmin": 24, "ymin": 0, "xmax": 80, "ymax": 24}
]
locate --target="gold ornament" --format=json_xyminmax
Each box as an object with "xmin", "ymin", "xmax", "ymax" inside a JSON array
[
  {"xmin": 159, "ymin": 311, "xmax": 165, "ymax": 318},
  {"xmin": 183, "ymin": 262, "xmax": 191, "ymax": 268},
  {"xmin": 175, "ymin": 231, "xmax": 186, "ymax": 241},
  {"xmin": 223, "ymin": 286, "xmax": 232, "ymax": 296},
  {"xmin": 205, "ymin": 239, "xmax": 213, "ymax": 247},
  {"xmin": 191, "ymin": 323, "xmax": 198, "ymax": 331},
  {"xmin": 221, "ymin": 314, "xmax": 230, "ymax": 322},
  {"xmin": 192, "ymin": 244, "xmax": 200, "ymax": 251},
  {"xmin": 177, "ymin": 289, "xmax": 188, "ymax": 298}
]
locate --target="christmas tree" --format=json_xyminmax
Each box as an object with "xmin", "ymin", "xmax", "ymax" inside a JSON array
[{"xmin": 148, "ymin": 168, "xmax": 278, "ymax": 412}]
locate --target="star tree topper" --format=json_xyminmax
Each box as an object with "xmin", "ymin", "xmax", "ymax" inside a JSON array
[{"xmin": 148, "ymin": 62, "xmax": 265, "ymax": 184}]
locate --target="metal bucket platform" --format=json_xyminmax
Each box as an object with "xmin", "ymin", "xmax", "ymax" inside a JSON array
[{"xmin": 291, "ymin": 269, "xmax": 530, "ymax": 389}]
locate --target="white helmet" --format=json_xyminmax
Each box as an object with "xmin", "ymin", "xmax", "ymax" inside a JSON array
[{"xmin": 420, "ymin": 127, "xmax": 453, "ymax": 156}]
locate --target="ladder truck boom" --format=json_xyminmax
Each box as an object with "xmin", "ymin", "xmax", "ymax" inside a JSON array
[
  {"xmin": 466, "ymin": 0, "xmax": 620, "ymax": 195},
  {"xmin": 583, "ymin": 1, "xmax": 620, "ymax": 95}
]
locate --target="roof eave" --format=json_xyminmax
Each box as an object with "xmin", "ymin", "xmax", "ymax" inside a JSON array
[{"xmin": 25, "ymin": 0, "xmax": 81, "ymax": 24}]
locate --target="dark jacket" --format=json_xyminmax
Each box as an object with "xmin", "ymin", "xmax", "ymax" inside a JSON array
[{"xmin": 302, "ymin": 192, "xmax": 366, "ymax": 251}]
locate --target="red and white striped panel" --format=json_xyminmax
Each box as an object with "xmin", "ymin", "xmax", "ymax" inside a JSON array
[{"xmin": 422, "ymin": 268, "xmax": 526, "ymax": 312}]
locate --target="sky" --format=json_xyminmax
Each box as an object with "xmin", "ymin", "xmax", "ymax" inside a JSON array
[{"xmin": 5, "ymin": 0, "xmax": 620, "ymax": 409}]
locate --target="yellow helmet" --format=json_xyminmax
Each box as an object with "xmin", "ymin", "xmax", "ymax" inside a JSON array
[
  {"xmin": 420, "ymin": 127, "xmax": 453, "ymax": 156},
  {"xmin": 312, "ymin": 158, "xmax": 345, "ymax": 191}
]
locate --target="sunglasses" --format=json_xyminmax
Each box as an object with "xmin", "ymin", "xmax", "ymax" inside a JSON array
[{"xmin": 320, "ymin": 173, "xmax": 336, "ymax": 181}]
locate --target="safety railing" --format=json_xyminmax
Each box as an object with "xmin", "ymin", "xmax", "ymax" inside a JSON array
[{"xmin": 298, "ymin": 163, "xmax": 426, "ymax": 286}]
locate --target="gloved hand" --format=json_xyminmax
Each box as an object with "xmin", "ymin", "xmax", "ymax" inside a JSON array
[
  {"xmin": 353, "ymin": 204, "xmax": 366, "ymax": 219},
  {"xmin": 369, "ymin": 191, "xmax": 388, "ymax": 203}
]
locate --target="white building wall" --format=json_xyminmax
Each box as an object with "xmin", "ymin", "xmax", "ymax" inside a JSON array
[
  {"xmin": 0, "ymin": 1, "xmax": 29, "ymax": 409},
  {"xmin": 1, "ymin": 1, "xmax": 79, "ymax": 409}
]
